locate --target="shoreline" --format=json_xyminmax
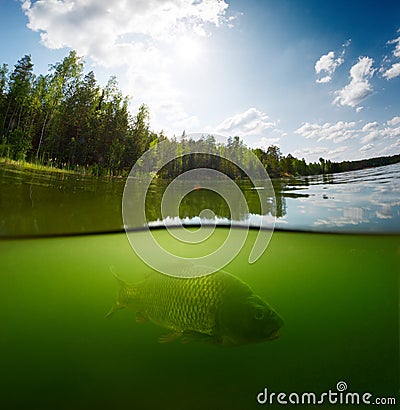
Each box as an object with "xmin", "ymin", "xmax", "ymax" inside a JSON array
[{"xmin": 0, "ymin": 157, "xmax": 78, "ymax": 174}]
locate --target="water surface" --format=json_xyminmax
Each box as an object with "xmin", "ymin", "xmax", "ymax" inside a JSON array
[{"xmin": 1, "ymin": 162, "xmax": 399, "ymax": 236}]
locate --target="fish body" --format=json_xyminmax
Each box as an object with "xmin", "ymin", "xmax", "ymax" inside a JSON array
[{"xmin": 108, "ymin": 267, "xmax": 283, "ymax": 346}]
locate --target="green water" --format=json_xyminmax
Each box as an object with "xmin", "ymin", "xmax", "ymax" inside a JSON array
[{"xmin": 1, "ymin": 228, "xmax": 398, "ymax": 409}]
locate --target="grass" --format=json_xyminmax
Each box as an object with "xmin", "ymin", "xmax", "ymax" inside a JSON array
[
  {"xmin": 0, "ymin": 157, "xmax": 129, "ymax": 177},
  {"xmin": 0, "ymin": 157, "xmax": 78, "ymax": 174}
]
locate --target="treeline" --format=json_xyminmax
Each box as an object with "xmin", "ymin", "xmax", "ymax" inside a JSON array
[
  {"xmin": 0, "ymin": 51, "xmax": 159, "ymax": 175},
  {"xmin": 329, "ymin": 154, "xmax": 400, "ymax": 173},
  {"xmin": 0, "ymin": 52, "xmax": 399, "ymax": 177},
  {"xmin": 253, "ymin": 146, "xmax": 400, "ymax": 178}
]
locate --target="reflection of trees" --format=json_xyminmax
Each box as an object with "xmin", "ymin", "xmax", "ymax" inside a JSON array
[
  {"xmin": 322, "ymin": 174, "xmax": 334, "ymax": 184},
  {"xmin": 274, "ymin": 193, "xmax": 286, "ymax": 218},
  {"xmin": 144, "ymin": 179, "xmax": 288, "ymax": 221},
  {"xmin": 1, "ymin": 166, "xmax": 126, "ymax": 235}
]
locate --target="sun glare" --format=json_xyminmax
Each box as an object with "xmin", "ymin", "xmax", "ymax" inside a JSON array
[{"xmin": 175, "ymin": 37, "xmax": 203, "ymax": 65}]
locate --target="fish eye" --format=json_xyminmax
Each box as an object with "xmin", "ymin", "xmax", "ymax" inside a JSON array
[{"xmin": 254, "ymin": 307, "xmax": 265, "ymax": 320}]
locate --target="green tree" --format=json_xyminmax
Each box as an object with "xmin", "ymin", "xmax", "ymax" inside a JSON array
[
  {"xmin": 3, "ymin": 55, "xmax": 35, "ymax": 159},
  {"xmin": 122, "ymin": 103, "xmax": 153, "ymax": 170},
  {"xmin": 34, "ymin": 52, "xmax": 83, "ymax": 160},
  {"xmin": 319, "ymin": 157, "xmax": 325, "ymax": 174}
]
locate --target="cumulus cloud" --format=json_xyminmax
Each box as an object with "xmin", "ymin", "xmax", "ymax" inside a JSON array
[
  {"xmin": 387, "ymin": 116, "xmax": 400, "ymax": 126},
  {"xmin": 362, "ymin": 122, "xmax": 379, "ymax": 132},
  {"xmin": 333, "ymin": 57, "xmax": 375, "ymax": 108},
  {"xmin": 366, "ymin": 116, "xmax": 400, "ymax": 142},
  {"xmin": 378, "ymin": 139, "xmax": 400, "ymax": 156},
  {"xmin": 255, "ymin": 137, "xmax": 281, "ymax": 150},
  {"xmin": 292, "ymin": 147, "xmax": 328, "ymax": 159},
  {"xmin": 294, "ymin": 121, "xmax": 358, "ymax": 143},
  {"xmin": 295, "ymin": 117, "xmax": 400, "ymax": 160},
  {"xmin": 315, "ymin": 41, "xmax": 350, "ymax": 84},
  {"xmin": 361, "ymin": 123, "xmax": 400, "ymax": 144},
  {"xmin": 315, "ymin": 51, "xmax": 344, "ymax": 83},
  {"xmin": 389, "ymin": 33, "xmax": 400, "ymax": 58},
  {"xmin": 22, "ymin": 0, "xmax": 229, "ymax": 50},
  {"xmin": 382, "ymin": 30, "xmax": 400, "ymax": 80},
  {"xmin": 20, "ymin": 0, "xmax": 231, "ymax": 132},
  {"xmin": 361, "ymin": 130, "xmax": 380, "ymax": 143},
  {"xmin": 382, "ymin": 62, "xmax": 400, "ymax": 80},
  {"xmin": 215, "ymin": 108, "xmax": 277, "ymax": 136},
  {"xmin": 292, "ymin": 145, "xmax": 359, "ymax": 162}
]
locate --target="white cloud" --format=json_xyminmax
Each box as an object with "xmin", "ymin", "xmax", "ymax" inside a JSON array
[
  {"xmin": 333, "ymin": 57, "xmax": 375, "ymax": 108},
  {"xmin": 360, "ymin": 143, "xmax": 374, "ymax": 152},
  {"xmin": 388, "ymin": 31, "xmax": 400, "ymax": 58},
  {"xmin": 315, "ymin": 51, "xmax": 344, "ymax": 83},
  {"xmin": 291, "ymin": 147, "xmax": 327, "ymax": 161},
  {"xmin": 362, "ymin": 122, "xmax": 379, "ymax": 132},
  {"xmin": 294, "ymin": 145, "xmax": 351, "ymax": 162},
  {"xmin": 316, "ymin": 75, "xmax": 332, "ymax": 84},
  {"xmin": 255, "ymin": 137, "xmax": 281, "ymax": 150},
  {"xmin": 215, "ymin": 108, "xmax": 277, "ymax": 136},
  {"xmin": 350, "ymin": 57, "xmax": 375, "ymax": 82},
  {"xmin": 377, "ymin": 139, "xmax": 400, "ymax": 156},
  {"xmin": 382, "ymin": 30, "xmax": 400, "ymax": 80},
  {"xmin": 295, "ymin": 121, "xmax": 358, "ymax": 143},
  {"xmin": 295, "ymin": 117, "xmax": 400, "ymax": 161},
  {"xmin": 361, "ymin": 130, "xmax": 379, "ymax": 143},
  {"xmin": 22, "ymin": 0, "xmax": 229, "ymax": 48},
  {"xmin": 387, "ymin": 116, "xmax": 400, "ymax": 126},
  {"xmin": 315, "ymin": 41, "xmax": 350, "ymax": 84},
  {"xmin": 21, "ymin": 0, "xmax": 231, "ymax": 133},
  {"xmin": 361, "ymin": 125, "xmax": 400, "ymax": 144},
  {"xmin": 382, "ymin": 62, "xmax": 400, "ymax": 80},
  {"xmin": 327, "ymin": 146, "xmax": 349, "ymax": 159}
]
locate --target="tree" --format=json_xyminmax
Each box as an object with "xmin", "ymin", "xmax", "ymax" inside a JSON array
[
  {"xmin": 3, "ymin": 55, "xmax": 35, "ymax": 159},
  {"xmin": 265, "ymin": 145, "xmax": 282, "ymax": 177},
  {"xmin": 281, "ymin": 154, "xmax": 295, "ymax": 176},
  {"xmin": 319, "ymin": 157, "xmax": 325, "ymax": 174},
  {"xmin": 43, "ymin": 51, "xmax": 85, "ymax": 164},
  {"xmin": 122, "ymin": 103, "xmax": 152, "ymax": 169},
  {"xmin": 0, "ymin": 64, "xmax": 8, "ymax": 130}
]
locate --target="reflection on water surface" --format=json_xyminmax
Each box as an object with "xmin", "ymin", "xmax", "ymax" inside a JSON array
[{"xmin": 1, "ymin": 162, "xmax": 399, "ymax": 236}]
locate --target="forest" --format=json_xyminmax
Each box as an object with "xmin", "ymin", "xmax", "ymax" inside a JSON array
[{"xmin": 0, "ymin": 51, "xmax": 399, "ymax": 177}]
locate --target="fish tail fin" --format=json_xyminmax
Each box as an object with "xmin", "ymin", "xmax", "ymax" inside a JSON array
[{"xmin": 105, "ymin": 267, "xmax": 132, "ymax": 318}]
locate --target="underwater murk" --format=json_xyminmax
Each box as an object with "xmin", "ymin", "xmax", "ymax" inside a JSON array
[{"xmin": 0, "ymin": 228, "xmax": 398, "ymax": 409}]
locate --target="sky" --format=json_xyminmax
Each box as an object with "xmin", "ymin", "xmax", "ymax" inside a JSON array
[{"xmin": 1, "ymin": 0, "xmax": 400, "ymax": 162}]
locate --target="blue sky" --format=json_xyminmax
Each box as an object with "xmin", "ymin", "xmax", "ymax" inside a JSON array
[{"xmin": 1, "ymin": 0, "xmax": 400, "ymax": 162}]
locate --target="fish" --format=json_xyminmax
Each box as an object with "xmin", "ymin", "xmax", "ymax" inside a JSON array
[{"xmin": 106, "ymin": 265, "xmax": 284, "ymax": 346}]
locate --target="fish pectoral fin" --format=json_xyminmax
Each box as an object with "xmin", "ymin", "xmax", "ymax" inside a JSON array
[
  {"xmin": 158, "ymin": 331, "xmax": 183, "ymax": 344},
  {"xmin": 135, "ymin": 312, "xmax": 149, "ymax": 324},
  {"xmin": 105, "ymin": 301, "xmax": 123, "ymax": 318},
  {"xmin": 220, "ymin": 335, "xmax": 237, "ymax": 346}
]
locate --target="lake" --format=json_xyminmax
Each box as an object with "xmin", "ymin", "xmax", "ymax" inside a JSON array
[
  {"xmin": 0, "ymin": 162, "xmax": 399, "ymax": 409},
  {"xmin": 1, "ymin": 162, "xmax": 399, "ymax": 236}
]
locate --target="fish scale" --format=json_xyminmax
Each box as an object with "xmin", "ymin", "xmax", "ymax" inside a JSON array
[
  {"xmin": 119, "ymin": 271, "xmax": 226, "ymax": 334},
  {"xmin": 108, "ymin": 267, "xmax": 284, "ymax": 345},
  {"xmin": 134, "ymin": 273, "xmax": 224, "ymax": 335}
]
